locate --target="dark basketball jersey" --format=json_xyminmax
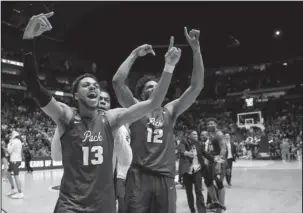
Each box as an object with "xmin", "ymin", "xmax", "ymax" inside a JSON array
[
  {"xmin": 55, "ymin": 110, "xmax": 115, "ymax": 213},
  {"xmin": 130, "ymin": 107, "xmax": 175, "ymax": 177},
  {"xmin": 209, "ymin": 131, "xmax": 222, "ymax": 156}
]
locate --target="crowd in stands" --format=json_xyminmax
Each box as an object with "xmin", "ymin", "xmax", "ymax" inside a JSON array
[{"xmin": 2, "ymin": 85, "xmax": 302, "ymax": 160}]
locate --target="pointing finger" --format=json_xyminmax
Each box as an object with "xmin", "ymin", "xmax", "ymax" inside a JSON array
[
  {"xmin": 184, "ymin": 27, "xmax": 190, "ymax": 40},
  {"xmin": 44, "ymin": 12, "xmax": 54, "ymax": 18},
  {"xmin": 168, "ymin": 36, "xmax": 174, "ymax": 51},
  {"xmin": 149, "ymin": 47, "xmax": 156, "ymax": 56}
]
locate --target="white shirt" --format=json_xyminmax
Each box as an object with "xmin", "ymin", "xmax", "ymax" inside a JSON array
[
  {"xmin": 226, "ymin": 140, "xmax": 233, "ymax": 159},
  {"xmin": 205, "ymin": 139, "xmax": 210, "ymax": 152},
  {"xmin": 112, "ymin": 125, "xmax": 133, "ymax": 180},
  {"xmin": 188, "ymin": 145, "xmax": 200, "ymax": 174},
  {"xmin": 7, "ymin": 137, "xmax": 22, "ymax": 162}
]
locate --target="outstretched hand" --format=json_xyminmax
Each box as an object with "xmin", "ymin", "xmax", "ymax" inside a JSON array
[
  {"xmin": 165, "ymin": 36, "xmax": 182, "ymax": 66},
  {"xmin": 23, "ymin": 12, "xmax": 54, "ymax": 40},
  {"xmin": 184, "ymin": 27, "xmax": 200, "ymax": 52}
]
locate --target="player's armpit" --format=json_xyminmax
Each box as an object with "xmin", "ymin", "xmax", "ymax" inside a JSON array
[
  {"xmin": 41, "ymin": 99, "xmax": 73, "ymax": 125},
  {"xmin": 165, "ymin": 85, "xmax": 202, "ymax": 122}
]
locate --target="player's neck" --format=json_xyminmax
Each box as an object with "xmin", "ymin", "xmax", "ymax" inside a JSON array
[{"xmin": 78, "ymin": 104, "xmax": 98, "ymax": 119}]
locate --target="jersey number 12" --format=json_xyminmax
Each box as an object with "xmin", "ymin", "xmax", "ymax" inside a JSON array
[
  {"xmin": 82, "ymin": 146, "xmax": 103, "ymax": 166},
  {"xmin": 147, "ymin": 128, "xmax": 163, "ymax": 143}
]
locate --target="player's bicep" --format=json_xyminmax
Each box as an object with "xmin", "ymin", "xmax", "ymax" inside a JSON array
[
  {"xmin": 113, "ymin": 82, "xmax": 138, "ymax": 108},
  {"xmin": 166, "ymin": 86, "xmax": 201, "ymax": 120},
  {"xmin": 41, "ymin": 98, "xmax": 72, "ymax": 125}
]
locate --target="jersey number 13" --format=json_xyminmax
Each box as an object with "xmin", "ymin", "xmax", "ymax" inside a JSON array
[
  {"xmin": 147, "ymin": 128, "xmax": 164, "ymax": 143},
  {"xmin": 82, "ymin": 146, "xmax": 103, "ymax": 166}
]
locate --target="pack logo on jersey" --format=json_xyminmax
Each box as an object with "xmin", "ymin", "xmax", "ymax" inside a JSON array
[
  {"xmin": 147, "ymin": 117, "xmax": 164, "ymax": 128},
  {"xmin": 82, "ymin": 130, "xmax": 103, "ymax": 142}
]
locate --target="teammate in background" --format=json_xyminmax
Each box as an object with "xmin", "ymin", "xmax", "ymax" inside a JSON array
[
  {"xmin": 206, "ymin": 118, "xmax": 227, "ymax": 212},
  {"xmin": 22, "ymin": 12, "xmax": 177, "ymax": 213},
  {"xmin": 5, "ymin": 131, "xmax": 24, "ymax": 199},
  {"xmin": 113, "ymin": 27, "xmax": 203, "ymax": 213}
]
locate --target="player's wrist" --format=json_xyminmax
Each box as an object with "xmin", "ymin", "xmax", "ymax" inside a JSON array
[
  {"xmin": 193, "ymin": 48, "xmax": 201, "ymax": 55},
  {"xmin": 164, "ymin": 63, "xmax": 175, "ymax": 73}
]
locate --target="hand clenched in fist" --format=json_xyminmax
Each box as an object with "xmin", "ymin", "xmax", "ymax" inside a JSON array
[
  {"xmin": 23, "ymin": 12, "xmax": 54, "ymax": 40},
  {"xmin": 165, "ymin": 36, "xmax": 182, "ymax": 66}
]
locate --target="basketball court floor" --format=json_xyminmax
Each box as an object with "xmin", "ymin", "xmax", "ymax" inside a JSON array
[{"xmin": 2, "ymin": 160, "xmax": 302, "ymax": 213}]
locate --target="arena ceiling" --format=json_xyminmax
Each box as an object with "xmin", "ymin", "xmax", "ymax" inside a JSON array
[{"xmin": 2, "ymin": 2, "xmax": 303, "ymax": 73}]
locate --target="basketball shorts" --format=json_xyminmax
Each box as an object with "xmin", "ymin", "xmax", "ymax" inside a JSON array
[
  {"xmin": 8, "ymin": 161, "xmax": 21, "ymax": 175},
  {"xmin": 125, "ymin": 166, "xmax": 176, "ymax": 213}
]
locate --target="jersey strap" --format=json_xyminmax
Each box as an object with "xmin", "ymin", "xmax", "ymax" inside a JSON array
[{"xmin": 60, "ymin": 110, "xmax": 76, "ymax": 141}]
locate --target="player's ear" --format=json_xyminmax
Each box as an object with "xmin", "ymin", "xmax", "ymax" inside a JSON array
[{"xmin": 74, "ymin": 92, "xmax": 79, "ymax": 101}]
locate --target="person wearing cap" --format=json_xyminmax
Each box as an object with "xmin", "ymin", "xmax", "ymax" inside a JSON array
[{"xmin": 6, "ymin": 130, "xmax": 24, "ymax": 199}]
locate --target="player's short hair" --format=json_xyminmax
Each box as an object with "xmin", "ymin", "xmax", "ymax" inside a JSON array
[
  {"xmin": 206, "ymin": 117, "xmax": 217, "ymax": 123},
  {"xmin": 135, "ymin": 75, "xmax": 159, "ymax": 100},
  {"xmin": 71, "ymin": 73, "xmax": 99, "ymax": 99}
]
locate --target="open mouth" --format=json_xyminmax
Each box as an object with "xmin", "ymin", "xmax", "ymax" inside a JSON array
[{"xmin": 87, "ymin": 93, "xmax": 97, "ymax": 99}]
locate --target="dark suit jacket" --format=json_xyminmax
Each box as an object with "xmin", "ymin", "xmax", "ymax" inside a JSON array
[
  {"xmin": 178, "ymin": 137, "xmax": 215, "ymax": 176},
  {"xmin": 225, "ymin": 141, "xmax": 238, "ymax": 161}
]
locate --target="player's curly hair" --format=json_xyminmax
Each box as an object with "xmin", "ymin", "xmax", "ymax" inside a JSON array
[
  {"xmin": 71, "ymin": 73, "xmax": 99, "ymax": 99},
  {"xmin": 135, "ymin": 75, "xmax": 159, "ymax": 100}
]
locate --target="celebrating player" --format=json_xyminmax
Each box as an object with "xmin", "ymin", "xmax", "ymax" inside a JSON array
[
  {"xmin": 112, "ymin": 27, "xmax": 204, "ymax": 213},
  {"xmin": 22, "ymin": 12, "xmax": 177, "ymax": 213}
]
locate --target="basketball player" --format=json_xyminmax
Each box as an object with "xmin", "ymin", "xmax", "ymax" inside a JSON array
[
  {"xmin": 22, "ymin": 12, "xmax": 179, "ymax": 213},
  {"xmin": 51, "ymin": 90, "xmax": 133, "ymax": 213},
  {"xmin": 5, "ymin": 131, "xmax": 24, "ymax": 199},
  {"xmin": 205, "ymin": 118, "xmax": 227, "ymax": 212},
  {"xmin": 113, "ymin": 27, "xmax": 204, "ymax": 213}
]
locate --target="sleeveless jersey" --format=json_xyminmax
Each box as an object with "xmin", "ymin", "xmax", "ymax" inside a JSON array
[
  {"xmin": 55, "ymin": 110, "xmax": 115, "ymax": 213},
  {"xmin": 130, "ymin": 107, "xmax": 176, "ymax": 178}
]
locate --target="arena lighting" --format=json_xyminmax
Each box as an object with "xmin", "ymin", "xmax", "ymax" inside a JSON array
[{"xmin": 1, "ymin": 58, "xmax": 23, "ymax": 67}]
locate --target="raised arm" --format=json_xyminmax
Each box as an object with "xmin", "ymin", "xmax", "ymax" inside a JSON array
[
  {"xmin": 112, "ymin": 44, "xmax": 156, "ymax": 107},
  {"xmin": 166, "ymin": 27, "xmax": 204, "ymax": 122},
  {"xmin": 113, "ymin": 37, "xmax": 174, "ymax": 108},
  {"xmin": 23, "ymin": 12, "xmax": 72, "ymax": 125},
  {"xmin": 110, "ymin": 46, "xmax": 182, "ymax": 128}
]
